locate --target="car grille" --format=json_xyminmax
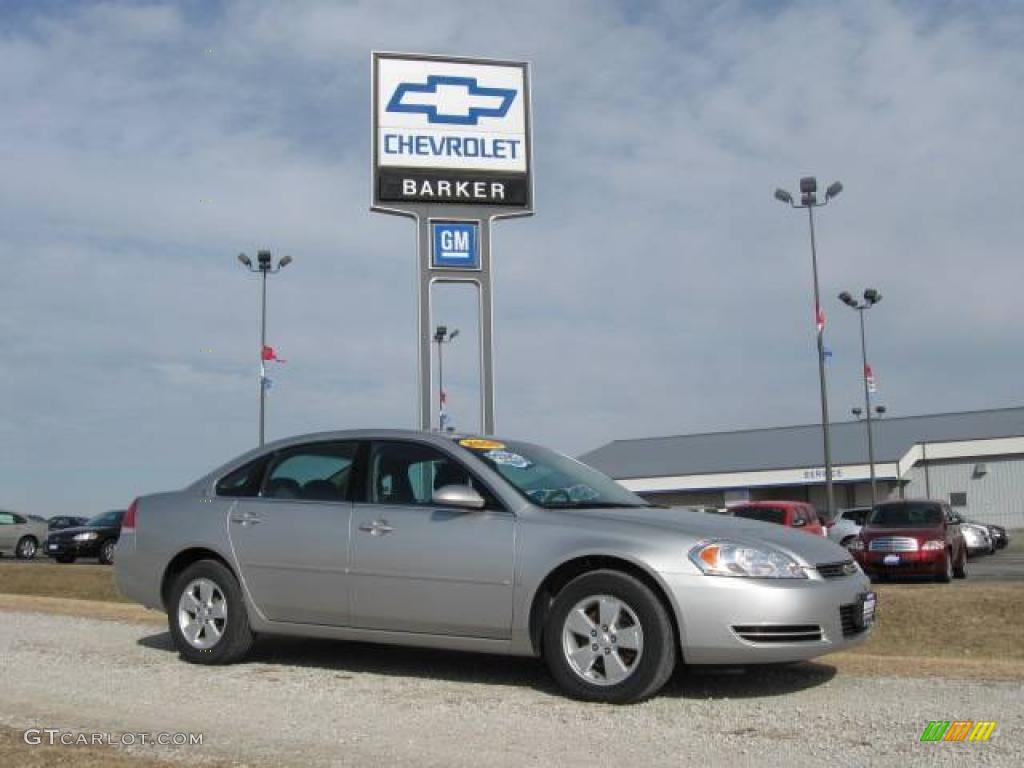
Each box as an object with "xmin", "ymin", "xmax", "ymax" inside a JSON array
[
  {"xmin": 868, "ymin": 536, "xmax": 919, "ymax": 552},
  {"xmin": 816, "ymin": 560, "xmax": 858, "ymax": 578},
  {"xmin": 840, "ymin": 604, "xmax": 867, "ymax": 637},
  {"xmin": 732, "ymin": 624, "xmax": 823, "ymax": 643}
]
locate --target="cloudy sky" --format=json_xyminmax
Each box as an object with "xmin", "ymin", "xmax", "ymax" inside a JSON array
[{"xmin": 2, "ymin": 0, "xmax": 1023, "ymax": 516}]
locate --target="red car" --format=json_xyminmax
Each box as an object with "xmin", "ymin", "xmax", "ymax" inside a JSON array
[
  {"xmin": 849, "ymin": 500, "xmax": 967, "ymax": 582},
  {"xmin": 729, "ymin": 501, "xmax": 826, "ymax": 536}
]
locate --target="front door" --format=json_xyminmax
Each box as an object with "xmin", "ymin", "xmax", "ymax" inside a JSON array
[
  {"xmin": 228, "ymin": 440, "xmax": 359, "ymax": 625},
  {"xmin": 350, "ymin": 440, "xmax": 515, "ymax": 639}
]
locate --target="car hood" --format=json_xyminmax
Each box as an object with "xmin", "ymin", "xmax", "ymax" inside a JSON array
[{"xmin": 562, "ymin": 506, "xmax": 850, "ymax": 565}]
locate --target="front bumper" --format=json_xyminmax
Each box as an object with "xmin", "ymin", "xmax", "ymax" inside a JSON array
[
  {"xmin": 663, "ymin": 570, "xmax": 875, "ymax": 665},
  {"xmin": 44, "ymin": 538, "xmax": 102, "ymax": 558},
  {"xmin": 855, "ymin": 549, "xmax": 945, "ymax": 576}
]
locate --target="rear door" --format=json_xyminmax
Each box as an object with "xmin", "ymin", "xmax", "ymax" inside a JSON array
[
  {"xmin": 227, "ymin": 440, "xmax": 360, "ymax": 625},
  {"xmin": 349, "ymin": 440, "xmax": 515, "ymax": 639}
]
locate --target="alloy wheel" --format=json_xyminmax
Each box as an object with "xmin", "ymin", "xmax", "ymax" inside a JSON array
[
  {"xmin": 561, "ymin": 594, "xmax": 644, "ymax": 686},
  {"xmin": 178, "ymin": 577, "xmax": 228, "ymax": 650},
  {"xmin": 18, "ymin": 538, "xmax": 36, "ymax": 559}
]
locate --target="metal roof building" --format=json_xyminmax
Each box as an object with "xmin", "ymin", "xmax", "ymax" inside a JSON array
[{"xmin": 581, "ymin": 407, "xmax": 1024, "ymax": 527}]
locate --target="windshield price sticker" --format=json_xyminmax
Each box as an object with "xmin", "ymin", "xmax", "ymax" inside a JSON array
[
  {"xmin": 459, "ymin": 438, "xmax": 506, "ymax": 450},
  {"xmin": 484, "ymin": 449, "xmax": 532, "ymax": 469}
]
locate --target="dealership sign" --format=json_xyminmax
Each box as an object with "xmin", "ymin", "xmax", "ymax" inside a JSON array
[{"xmin": 372, "ymin": 53, "xmax": 532, "ymax": 209}]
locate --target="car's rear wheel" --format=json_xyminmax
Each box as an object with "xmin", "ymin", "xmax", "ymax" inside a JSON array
[
  {"xmin": 15, "ymin": 536, "xmax": 38, "ymax": 560},
  {"xmin": 168, "ymin": 560, "xmax": 253, "ymax": 665},
  {"xmin": 935, "ymin": 551, "xmax": 953, "ymax": 583},
  {"xmin": 953, "ymin": 549, "xmax": 967, "ymax": 579},
  {"xmin": 543, "ymin": 570, "xmax": 675, "ymax": 704},
  {"xmin": 98, "ymin": 538, "xmax": 116, "ymax": 565}
]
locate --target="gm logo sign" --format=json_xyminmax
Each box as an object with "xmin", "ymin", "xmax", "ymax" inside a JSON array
[
  {"xmin": 387, "ymin": 76, "xmax": 516, "ymax": 125},
  {"xmin": 432, "ymin": 222, "xmax": 479, "ymax": 269}
]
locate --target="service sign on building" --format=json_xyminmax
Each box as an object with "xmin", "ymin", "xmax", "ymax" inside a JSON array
[{"xmin": 372, "ymin": 52, "xmax": 532, "ymax": 209}]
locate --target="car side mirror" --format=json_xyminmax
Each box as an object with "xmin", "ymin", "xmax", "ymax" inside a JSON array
[{"xmin": 433, "ymin": 484, "xmax": 485, "ymax": 510}]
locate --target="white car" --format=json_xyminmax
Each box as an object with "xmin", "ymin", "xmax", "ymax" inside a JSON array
[
  {"xmin": 960, "ymin": 522, "xmax": 994, "ymax": 556},
  {"xmin": 827, "ymin": 507, "xmax": 871, "ymax": 548}
]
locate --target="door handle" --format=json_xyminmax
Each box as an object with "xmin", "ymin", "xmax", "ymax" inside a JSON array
[
  {"xmin": 230, "ymin": 512, "xmax": 262, "ymax": 526},
  {"xmin": 358, "ymin": 519, "xmax": 394, "ymax": 536}
]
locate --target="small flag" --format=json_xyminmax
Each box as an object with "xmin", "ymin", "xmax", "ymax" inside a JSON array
[
  {"xmin": 262, "ymin": 345, "xmax": 287, "ymax": 363},
  {"xmin": 865, "ymin": 363, "xmax": 877, "ymax": 393},
  {"xmin": 815, "ymin": 304, "xmax": 826, "ymax": 335},
  {"xmin": 262, "ymin": 376, "xmax": 274, "ymax": 391},
  {"xmin": 824, "ymin": 346, "xmax": 833, "ymax": 361},
  {"xmin": 440, "ymin": 389, "xmax": 448, "ymax": 406}
]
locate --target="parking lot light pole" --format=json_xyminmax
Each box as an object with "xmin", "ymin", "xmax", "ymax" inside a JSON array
[
  {"xmin": 433, "ymin": 325, "xmax": 459, "ymax": 431},
  {"xmin": 775, "ymin": 177, "xmax": 843, "ymax": 517},
  {"xmin": 840, "ymin": 288, "xmax": 883, "ymax": 506},
  {"xmin": 238, "ymin": 250, "xmax": 293, "ymax": 446}
]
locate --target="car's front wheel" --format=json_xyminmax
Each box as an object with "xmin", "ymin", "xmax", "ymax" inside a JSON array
[
  {"xmin": 168, "ymin": 560, "xmax": 254, "ymax": 665},
  {"xmin": 15, "ymin": 536, "xmax": 38, "ymax": 560},
  {"xmin": 98, "ymin": 538, "xmax": 117, "ymax": 565},
  {"xmin": 936, "ymin": 551, "xmax": 953, "ymax": 583},
  {"xmin": 543, "ymin": 570, "xmax": 676, "ymax": 704}
]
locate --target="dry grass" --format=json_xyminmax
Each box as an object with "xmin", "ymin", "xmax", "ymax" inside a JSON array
[
  {"xmin": 0, "ymin": 561, "xmax": 128, "ymax": 602},
  {"xmin": 850, "ymin": 582, "xmax": 1024, "ymax": 660}
]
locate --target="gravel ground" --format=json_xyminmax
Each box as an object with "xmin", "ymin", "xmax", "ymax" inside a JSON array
[{"xmin": 1, "ymin": 609, "xmax": 1021, "ymax": 768}]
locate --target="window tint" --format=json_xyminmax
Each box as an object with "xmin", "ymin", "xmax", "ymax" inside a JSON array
[
  {"xmin": 262, "ymin": 442, "xmax": 358, "ymax": 502},
  {"xmin": 89, "ymin": 510, "xmax": 124, "ymax": 527},
  {"xmin": 216, "ymin": 456, "xmax": 271, "ymax": 498},
  {"xmin": 731, "ymin": 506, "xmax": 787, "ymax": 525},
  {"xmin": 368, "ymin": 442, "xmax": 501, "ymax": 509},
  {"xmin": 868, "ymin": 502, "xmax": 942, "ymax": 527}
]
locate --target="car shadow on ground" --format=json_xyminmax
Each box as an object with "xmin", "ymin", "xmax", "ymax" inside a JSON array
[{"xmin": 137, "ymin": 631, "xmax": 836, "ymax": 700}]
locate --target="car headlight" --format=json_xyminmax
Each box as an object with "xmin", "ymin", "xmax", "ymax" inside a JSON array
[
  {"xmin": 922, "ymin": 539, "xmax": 945, "ymax": 551},
  {"xmin": 73, "ymin": 532, "xmax": 99, "ymax": 541},
  {"xmin": 689, "ymin": 540, "xmax": 807, "ymax": 579}
]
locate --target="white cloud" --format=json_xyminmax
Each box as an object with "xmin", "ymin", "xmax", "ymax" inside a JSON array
[{"xmin": 1, "ymin": 0, "xmax": 1022, "ymax": 514}]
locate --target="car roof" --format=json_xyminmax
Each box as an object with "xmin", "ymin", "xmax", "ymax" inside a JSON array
[{"xmin": 730, "ymin": 501, "xmax": 807, "ymax": 509}]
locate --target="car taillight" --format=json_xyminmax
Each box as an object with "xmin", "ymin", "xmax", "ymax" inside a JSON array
[{"xmin": 123, "ymin": 498, "xmax": 138, "ymax": 532}]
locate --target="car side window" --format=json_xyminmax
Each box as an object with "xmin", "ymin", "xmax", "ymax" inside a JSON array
[
  {"xmin": 216, "ymin": 455, "xmax": 272, "ymax": 498},
  {"xmin": 0, "ymin": 513, "xmax": 14, "ymax": 525},
  {"xmin": 367, "ymin": 441, "xmax": 502, "ymax": 510},
  {"xmin": 261, "ymin": 442, "xmax": 359, "ymax": 502},
  {"xmin": 12, "ymin": 514, "xmax": 26, "ymax": 525}
]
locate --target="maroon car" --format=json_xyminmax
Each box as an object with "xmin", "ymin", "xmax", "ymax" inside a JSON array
[{"xmin": 849, "ymin": 500, "xmax": 967, "ymax": 583}]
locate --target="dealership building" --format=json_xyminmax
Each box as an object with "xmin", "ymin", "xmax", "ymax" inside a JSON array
[{"xmin": 582, "ymin": 407, "xmax": 1024, "ymax": 528}]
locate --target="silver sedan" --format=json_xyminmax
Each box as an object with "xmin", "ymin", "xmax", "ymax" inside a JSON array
[{"xmin": 115, "ymin": 430, "xmax": 875, "ymax": 703}]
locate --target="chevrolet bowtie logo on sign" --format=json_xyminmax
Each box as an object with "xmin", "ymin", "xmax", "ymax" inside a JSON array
[
  {"xmin": 372, "ymin": 53, "xmax": 532, "ymax": 209},
  {"xmin": 386, "ymin": 76, "xmax": 517, "ymax": 125}
]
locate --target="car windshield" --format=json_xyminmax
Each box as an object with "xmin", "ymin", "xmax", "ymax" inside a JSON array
[
  {"xmin": 868, "ymin": 502, "xmax": 942, "ymax": 527},
  {"xmin": 456, "ymin": 438, "xmax": 650, "ymax": 509},
  {"xmin": 89, "ymin": 510, "xmax": 124, "ymax": 527},
  {"xmin": 731, "ymin": 506, "xmax": 787, "ymax": 525}
]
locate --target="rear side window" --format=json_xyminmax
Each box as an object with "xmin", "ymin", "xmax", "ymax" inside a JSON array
[
  {"xmin": 216, "ymin": 456, "xmax": 271, "ymax": 498},
  {"xmin": 262, "ymin": 442, "xmax": 359, "ymax": 502},
  {"xmin": 845, "ymin": 509, "xmax": 868, "ymax": 525},
  {"xmin": 732, "ymin": 506, "xmax": 787, "ymax": 525}
]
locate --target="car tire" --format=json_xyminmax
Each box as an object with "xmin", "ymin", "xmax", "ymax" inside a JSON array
[
  {"xmin": 98, "ymin": 538, "xmax": 117, "ymax": 565},
  {"xmin": 168, "ymin": 559, "xmax": 254, "ymax": 665},
  {"xmin": 953, "ymin": 549, "xmax": 967, "ymax": 579},
  {"xmin": 542, "ymin": 570, "xmax": 676, "ymax": 704},
  {"xmin": 15, "ymin": 536, "xmax": 38, "ymax": 560},
  {"xmin": 55, "ymin": 554, "xmax": 76, "ymax": 564},
  {"xmin": 935, "ymin": 552, "xmax": 953, "ymax": 583}
]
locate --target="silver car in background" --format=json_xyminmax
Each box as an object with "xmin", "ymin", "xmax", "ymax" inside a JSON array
[
  {"xmin": 116, "ymin": 430, "xmax": 875, "ymax": 703},
  {"xmin": 0, "ymin": 510, "xmax": 48, "ymax": 559}
]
